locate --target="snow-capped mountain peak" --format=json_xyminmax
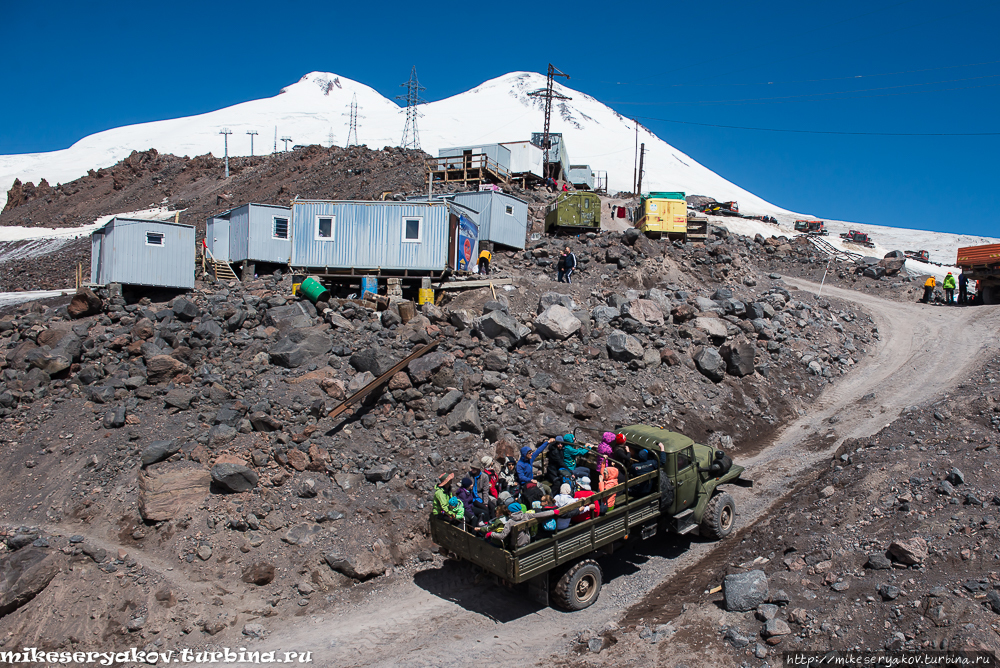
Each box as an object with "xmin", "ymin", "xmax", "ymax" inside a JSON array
[{"xmin": 0, "ymin": 70, "xmax": 794, "ymax": 216}]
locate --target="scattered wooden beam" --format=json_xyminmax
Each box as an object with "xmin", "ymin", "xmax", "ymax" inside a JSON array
[
  {"xmin": 432, "ymin": 277, "xmax": 513, "ymax": 291},
  {"xmin": 326, "ymin": 339, "xmax": 441, "ymax": 421}
]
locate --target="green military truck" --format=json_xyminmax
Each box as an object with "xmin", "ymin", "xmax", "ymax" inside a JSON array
[{"xmin": 430, "ymin": 425, "xmax": 752, "ymax": 610}]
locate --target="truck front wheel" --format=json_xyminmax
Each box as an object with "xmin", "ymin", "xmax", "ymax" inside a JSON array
[
  {"xmin": 553, "ymin": 559, "xmax": 603, "ymax": 611},
  {"xmin": 702, "ymin": 493, "xmax": 736, "ymax": 539}
]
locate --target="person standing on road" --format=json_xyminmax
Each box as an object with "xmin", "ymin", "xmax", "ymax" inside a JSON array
[
  {"xmin": 943, "ymin": 272, "xmax": 957, "ymax": 304},
  {"xmin": 922, "ymin": 276, "xmax": 936, "ymax": 303},
  {"xmin": 959, "ymin": 272, "xmax": 968, "ymax": 305}
]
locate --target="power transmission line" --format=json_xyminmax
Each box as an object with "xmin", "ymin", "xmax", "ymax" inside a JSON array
[
  {"xmin": 397, "ymin": 66, "xmax": 426, "ymax": 150},
  {"xmin": 633, "ymin": 116, "xmax": 1000, "ymax": 136},
  {"xmin": 682, "ymin": 2, "xmax": 987, "ymax": 88},
  {"xmin": 610, "ymin": 59, "xmax": 1000, "ymax": 88},
  {"xmin": 609, "ymin": 0, "xmax": 923, "ymax": 85},
  {"xmin": 605, "ymin": 74, "xmax": 1000, "ymax": 106},
  {"xmin": 246, "ymin": 130, "xmax": 258, "ymax": 161},
  {"xmin": 528, "ymin": 64, "xmax": 571, "ymax": 179},
  {"xmin": 219, "ymin": 128, "xmax": 232, "ymax": 178},
  {"xmin": 344, "ymin": 93, "xmax": 361, "ymax": 147}
]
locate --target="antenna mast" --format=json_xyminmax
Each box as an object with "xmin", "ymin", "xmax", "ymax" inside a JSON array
[
  {"xmin": 274, "ymin": 126, "xmax": 278, "ymax": 153},
  {"xmin": 219, "ymin": 128, "xmax": 233, "ymax": 178},
  {"xmin": 246, "ymin": 130, "xmax": 258, "ymax": 161},
  {"xmin": 528, "ymin": 64, "xmax": 571, "ymax": 180},
  {"xmin": 396, "ymin": 66, "xmax": 426, "ymax": 150},
  {"xmin": 344, "ymin": 93, "xmax": 361, "ymax": 147}
]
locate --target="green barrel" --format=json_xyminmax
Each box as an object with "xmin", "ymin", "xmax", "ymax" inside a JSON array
[{"xmin": 299, "ymin": 276, "xmax": 330, "ymax": 304}]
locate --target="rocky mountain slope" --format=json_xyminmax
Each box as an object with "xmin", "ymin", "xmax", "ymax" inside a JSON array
[{"xmin": 0, "ymin": 224, "xmax": 878, "ymax": 659}]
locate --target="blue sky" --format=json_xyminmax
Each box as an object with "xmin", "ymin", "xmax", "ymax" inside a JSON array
[{"xmin": 4, "ymin": 0, "xmax": 998, "ymax": 237}]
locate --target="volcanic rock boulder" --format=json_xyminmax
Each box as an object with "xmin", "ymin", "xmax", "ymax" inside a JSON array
[
  {"xmin": 212, "ymin": 463, "xmax": 259, "ymax": 493},
  {"xmin": 324, "ymin": 551, "xmax": 385, "ymax": 581},
  {"xmin": 537, "ymin": 292, "xmax": 576, "ymax": 314},
  {"xmin": 878, "ymin": 256, "xmax": 906, "ymax": 276},
  {"xmin": 534, "ymin": 305, "xmax": 581, "ymax": 340},
  {"xmin": 407, "ymin": 351, "xmax": 453, "ymax": 384},
  {"xmin": 241, "ymin": 562, "xmax": 275, "ymax": 586},
  {"xmin": 446, "ymin": 399, "xmax": 482, "ymax": 434},
  {"xmin": 264, "ymin": 303, "xmax": 314, "ymax": 332},
  {"xmin": 146, "ymin": 355, "xmax": 189, "ymax": 384},
  {"xmin": 888, "ymin": 538, "xmax": 928, "ymax": 565},
  {"xmin": 0, "ymin": 548, "xmax": 64, "ymax": 618},
  {"xmin": 68, "ymin": 288, "xmax": 103, "ymax": 319},
  {"xmin": 721, "ymin": 341, "xmax": 756, "ymax": 377},
  {"xmin": 141, "ymin": 440, "xmax": 181, "ymax": 468},
  {"xmin": 474, "ymin": 311, "xmax": 522, "ymax": 342},
  {"xmin": 24, "ymin": 348, "xmax": 71, "ymax": 376},
  {"xmin": 606, "ymin": 330, "xmax": 644, "ymax": 362},
  {"xmin": 693, "ymin": 347, "xmax": 726, "ymax": 383},
  {"xmin": 138, "ymin": 461, "xmax": 211, "ymax": 521},
  {"xmin": 723, "ymin": 570, "xmax": 769, "ymax": 612},
  {"xmin": 269, "ymin": 326, "xmax": 332, "ymax": 368},
  {"xmin": 693, "ymin": 317, "xmax": 728, "ymax": 343},
  {"xmin": 350, "ymin": 347, "xmax": 400, "ymax": 377},
  {"xmin": 621, "ymin": 299, "xmax": 664, "ymax": 326},
  {"xmin": 171, "ymin": 298, "xmax": 200, "ymax": 322},
  {"xmin": 671, "ymin": 304, "xmax": 696, "ymax": 323}
]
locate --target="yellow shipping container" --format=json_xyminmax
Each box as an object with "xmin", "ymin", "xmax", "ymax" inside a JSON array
[{"xmin": 638, "ymin": 198, "xmax": 688, "ymax": 237}]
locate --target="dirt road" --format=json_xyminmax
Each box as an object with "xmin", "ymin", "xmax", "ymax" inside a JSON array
[{"xmin": 260, "ymin": 280, "xmax": 1000, "ymax": 667}]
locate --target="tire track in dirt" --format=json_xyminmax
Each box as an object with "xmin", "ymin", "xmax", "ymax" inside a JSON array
[{"xmin": 257, "ymin": 281, "xmax": 1000, "ymax": 668}]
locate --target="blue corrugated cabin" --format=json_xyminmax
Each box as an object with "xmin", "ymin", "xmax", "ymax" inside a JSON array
[
  {"xmin": 91, "ymin": 217, "xmax": 195, "ymax": 289},
  {"xmin": 206, "ymin": 203, "xmax": 292, "ymax": 265},
  {"xmin": 290, "ymin": 199, "xmax": 473, "ymax": 274},
  {"xmin": 449, "ymin": 190, "xmax": 528, "ymax": 250}
]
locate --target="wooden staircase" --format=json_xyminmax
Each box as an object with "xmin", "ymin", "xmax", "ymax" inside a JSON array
[
  {"xmin": 210, "ymin": 258, "xmax": 239, "ymax": 282},
  {"xmin": 202, "ymin": 244, "xmax": 240, "ymax": 283}
]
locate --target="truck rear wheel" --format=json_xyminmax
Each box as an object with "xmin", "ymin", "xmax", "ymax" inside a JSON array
[
  {"xmin": 984, "ymin": 286, "xmax": 1000, "ymax": 306},
  {"xmin": 702, "ymin": 492, "xmax": 736, "ymax": 539},
  {"xmin": 552, "ymin": 559, "xmax": 603, "ymax": 611}
]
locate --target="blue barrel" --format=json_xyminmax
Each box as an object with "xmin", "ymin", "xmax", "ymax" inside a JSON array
[{"xmin": 361, "ymin": 276, "xmax": 378, "ymax": 299}]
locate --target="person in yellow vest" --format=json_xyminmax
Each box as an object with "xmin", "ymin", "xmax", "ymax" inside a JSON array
[
  {"xmin": 478, "ymin": 249, "xmax": 491, "ymax": 275},
  {"xmin": 922, "ymin": 275, "xmax": 935, "ymax": 303}
]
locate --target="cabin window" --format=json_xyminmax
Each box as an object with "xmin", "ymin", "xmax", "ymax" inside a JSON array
[
  {"xmin": 315, "ymin": 215, "xmax": 335, "ymax": 241},
  {"xmin": 584, "ymin": 199, "xmax": 590, "ymax": 209},
  {"xmin": 273, "ymin": 217, "xmax": 289, "ymax": 240},
  {"xmin": 505, "ymin": 205, "xmax": 514, "ymax": 215},
  {"xmin": 402, "ymin": 217, "xmax": 422, "ymax": 243},
  {"xmin": 145, "ymin": 231, "xmax": 164, "ymax": 246},
  {"xmin": 676, "ymin": 447, "xmax": 693, "ymax": 472}
]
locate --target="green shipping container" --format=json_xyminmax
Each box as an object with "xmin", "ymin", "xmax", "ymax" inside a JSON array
[{"xmin": 544, "ymin": 192, "xmax": 603, "ymax": 233}]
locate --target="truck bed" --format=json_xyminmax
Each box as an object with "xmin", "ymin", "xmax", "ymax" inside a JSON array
[
  {"xmin": 430, "ymin": 469, "xmax": 662, "ymax": 584},
  {"xmin": 957, "ymin": 244, "xmax": 1000, "ymax": 268}
]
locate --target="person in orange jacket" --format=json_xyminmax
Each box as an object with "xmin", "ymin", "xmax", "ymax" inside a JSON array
[{"xmin": 922, "ymin": 276, "xmax": 935, "ymax": 303}]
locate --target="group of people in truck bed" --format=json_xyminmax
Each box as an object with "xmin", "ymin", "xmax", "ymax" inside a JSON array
[{"xmin": 430, "ymin": 432, "xmax": 661, "ymax": 550}]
